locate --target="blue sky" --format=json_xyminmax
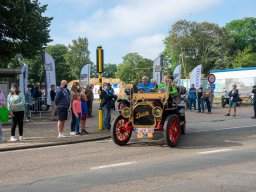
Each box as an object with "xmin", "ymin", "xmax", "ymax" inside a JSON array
[{"xmin": 40, "ymin": 0, "xmax": 256, "ymax": 65}]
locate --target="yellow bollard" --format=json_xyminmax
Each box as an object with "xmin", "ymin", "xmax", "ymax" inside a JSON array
[{"xmin": 98, "ymin": 108, "xmax": 103, "ymax": 131}]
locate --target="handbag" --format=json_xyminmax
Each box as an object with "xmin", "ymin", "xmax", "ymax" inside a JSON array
[{"xmin": 0, "ymin": 106, "xmax": 9, "ymax": 122}]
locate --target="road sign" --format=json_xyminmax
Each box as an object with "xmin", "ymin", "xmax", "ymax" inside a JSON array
[
  {"xmin": 207, "ymin": 73, "xmax": 216, "ymax": 84},
  {"xmin": 209, "ymin": 83, "xmax": 215, "ymax": 91}
]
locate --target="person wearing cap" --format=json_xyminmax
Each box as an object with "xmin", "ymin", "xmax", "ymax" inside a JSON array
[{"xmin": 225, "ymin": 84, "xmax": 239, "ymax": 117}]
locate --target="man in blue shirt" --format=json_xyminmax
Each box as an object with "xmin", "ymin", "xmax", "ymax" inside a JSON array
[{"xmin": 138, "ymin": 76, "xmax": 155, "ymax": 93}]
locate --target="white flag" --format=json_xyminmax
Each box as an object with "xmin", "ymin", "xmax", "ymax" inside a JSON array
[
  {"xmin": 42, "ymin": 51, "xmax": 56, "ymax": 105},
  {"xmin": 19, "ymin": 65, "xmax": 28, "ymax": 94},
  {"xmin": 80, "ymin": 64, "xmax": 91, "ymax": 88},
  {"xmin": 173, "ymin": 64, "xmax": 181, "ymax": 84},
  {"xmin": 153, "ymin": 55, "xmax": 163, "ymax": 85},
  {"xmin": 190, "ymin": 65, "xmax": 202, "ymax": 89}
]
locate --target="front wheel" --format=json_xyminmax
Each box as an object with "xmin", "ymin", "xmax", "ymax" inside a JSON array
[
  {"xmin": 111, "ymin": 115, "xmax": 132, "ymax": 146},
  {"xmin": 164, "ymin": 114, "xmax": 181, "ymax": 147}
]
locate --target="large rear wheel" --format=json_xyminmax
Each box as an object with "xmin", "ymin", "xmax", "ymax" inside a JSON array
[
  {"xmin": 111, "ymin": 115, "xmax": 132, "ymax": 146},
  {"xmin": 164, "ymin": 114, "xmax": 181, "ymax": 147}
]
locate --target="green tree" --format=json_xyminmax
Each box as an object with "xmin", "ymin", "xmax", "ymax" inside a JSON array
[
  {"xmin": 64, "ymin": 37, "xmax": 91, "ymax": 80},
  {"xmin": 104, "ymin": 63, "xmax": 117, "ymax": 78},
  {"xmin": 45, "ymin": 44, "xmax": 69, "ymax": 83},
  {"xmin": 116, "ymin": 53, "xmax": 153, "ymax": 83},
  {"xmin": 164, "ymin": 20, "xmax": 232, "ymax": 78},
  {"xmin": 233, "ymin": 46, "xmax": 256, "ymax": 68},
  {"xmin": 0, "ymin": 0, "xmax": 52, "ymax": 65},
  {"xmin": 225, "ymin": 17, "xmax": 256, "ymax": 52}
]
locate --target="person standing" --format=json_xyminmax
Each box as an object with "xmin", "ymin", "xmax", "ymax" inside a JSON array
[
  {"xmin": 100, "ymin": 82, "xmax": 117, "ymax": 131},
  {"xmin": 7, "ymin": 83, "xmax": 25, "ymax": 141},
  {"xmin": 50, "ymin": 84, "xmax": 57, "ymax": 120},
  {"xmin": 251, "ymin": 85, "xmax": 256, "ymax": 119},
  {"xmin": 25, "ymin": 85, "xmax": 32, "ymax": 119},
  {"xmin": 31, "ymin": 83, "xmax": 41, "ymax": 113},
  {"xmin": 70, "ymin": 82, "xmax": 81, "ymax": 135},
  {"xmin": 225, "ymin": 84, "xmax": 239, "ymax": 117},
  {"xmin": 72, "ymin": 93, "xmax": 82, "ymax": 135},
  {"xmin": 55, "ymin": 80, "xmax": 70, "ymax": 138},
  {"xmin": 204, "ymin": 86, "xmax": 212, "ymax": 114},
  {"xmin": 188, "ymin": 84, "xmax": 196, "ymax": 111},
  {"xmin": 197, "ymin": 84, "xmax": 204, "ymax": 113},
  {"xmin": 85, "ymin": 84, "xmax": 94, "ymax": 118},
  {"xmin": 0, "ymin": 89, "xmax": 6, "ymax": 142},
  {"xmin": 80, "ymin": 93, "xmax": 89, "ymax": 134}
]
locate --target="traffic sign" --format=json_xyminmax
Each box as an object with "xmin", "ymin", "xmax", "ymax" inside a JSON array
[
  {"xmin": 207, "ymin": 73, "xmax": 216, "ymax": 84},
  {"xmin": 209, "ymin": 83, "xmax": 215, "ymax": 91}
]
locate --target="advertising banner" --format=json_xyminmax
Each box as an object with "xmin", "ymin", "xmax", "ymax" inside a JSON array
[
  {"xmin": 19, "ymin": 65, "xmax": 28, "ymax": 94},
  {"xmin": 42, "ymin": 51, "xmax": 56, "ymax": 105},
  {"xmin": 190, "ymin": 65, "xmax": 202, "ymax": 89},
  {"xmin": 80, "ymin": 64, "xmax": 91, "ymax": 88},
  {"xmin": 153, "ymin": 55, "xmax": 163, "ymax": 85},
  {"xmin": 173, "ymin": 64, "xmax": 181, "ymax": 84}
]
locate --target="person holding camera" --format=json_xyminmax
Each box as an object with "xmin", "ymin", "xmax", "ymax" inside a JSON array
[{"xmin": 252, "ymin": 85, "xmax": 256, "ymax": 119}]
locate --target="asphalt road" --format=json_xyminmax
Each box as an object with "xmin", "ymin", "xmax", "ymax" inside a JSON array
[{"xmin": 0, "ymin": 125, "xmax": 256, "ymax": 192}]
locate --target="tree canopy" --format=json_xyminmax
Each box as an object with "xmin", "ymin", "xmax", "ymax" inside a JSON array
[
  {"xmin": 0, "ymin": 0, "xmax": 52, "ymax": 65},
  {"xmin": 115, "ymin": 53, "xmax": 153, "ymax": 83}
]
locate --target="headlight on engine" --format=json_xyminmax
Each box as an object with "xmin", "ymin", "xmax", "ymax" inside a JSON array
[
  {"xmin": 121, "ymin": 107, "xmax": 131, "ymax": 118},
  {"xmin": 161, "ymin": 97, "xmax": 167, "ymax": 105},
  {"xmin": 152, "ymin": 106, "xmax": 163, "ymax": 118}
]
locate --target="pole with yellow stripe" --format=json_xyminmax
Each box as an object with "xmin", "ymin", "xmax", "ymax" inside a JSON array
[{"xmin": 97, "ymin": 46, "xmax": 104, "ymax": 130}]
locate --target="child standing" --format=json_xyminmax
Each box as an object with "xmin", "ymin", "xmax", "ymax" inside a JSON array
[
  {"xmin": 72, "ymin": 93, "xmax": 82, "ymax": 135},
  {"xmin": 80, "ymin": 93, "xmax": 89, "ymax": 135}
]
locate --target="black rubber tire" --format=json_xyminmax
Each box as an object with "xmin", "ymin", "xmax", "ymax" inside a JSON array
[
  {"xmin": 164, "ymin": 114, "xmax": 181, "ymax": 148},
  {"xmin": 111, "ymin": 115, "xmax": 132, "ymax": 146}
]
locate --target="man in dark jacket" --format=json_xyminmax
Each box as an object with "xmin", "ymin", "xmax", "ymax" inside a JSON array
[
  {"xmin": 55, "ymin": 80, "xmax": 70, "ymax": 138},
  {"xmin": 252, "ymin": 85, "xmax": 256, "ymax": 119},
  {"xmin": 100, "ymin": 82, "xmax": 117, "ymax": 131},
  {"xmin": 197, "ymin": 83, "xmax": 204, "ymax": 113}
]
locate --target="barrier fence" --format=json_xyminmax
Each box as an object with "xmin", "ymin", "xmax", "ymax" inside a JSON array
[{"xmin": 25, "ymin": 97, "xmax": 50, "ymax": 119}]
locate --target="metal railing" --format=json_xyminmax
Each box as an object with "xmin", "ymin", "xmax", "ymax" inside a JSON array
[{"xmin": 25, "ymin": 97, "xmax": 50, "ymax": 118}]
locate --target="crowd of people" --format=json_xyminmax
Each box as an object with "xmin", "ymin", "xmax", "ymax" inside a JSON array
[{"xmin": 0, "ymin": 77, "xmax": 256, "ymax": 142}]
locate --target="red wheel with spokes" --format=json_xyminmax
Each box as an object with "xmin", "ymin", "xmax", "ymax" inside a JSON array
[
  {"xmin": 111, "ymin": 115, "xmax": 133, "ymax": 146},
  {"xmin": 164, "ymin": 114, "xmax": 181, "ymax": 147}
]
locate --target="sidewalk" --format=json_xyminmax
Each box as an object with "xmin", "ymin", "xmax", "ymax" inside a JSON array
[{"xmin": 0, "ymin": 102, "xmax": 255, "ymax": 152}]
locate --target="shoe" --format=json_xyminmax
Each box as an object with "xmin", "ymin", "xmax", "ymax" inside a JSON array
[
  {"xmin": 70, "ymin": 132, "xmax": 76, "ymax": 136},
  {"xmin": 84, "ymin": 130, "xmax": 90, "ymax": 134},
  {"xmin": 19, "ymin": 136, "xmax": 24, "ymax": 141},
  {"xmin": 74, "ymin": 132, "xmax": 81, "ymax": 136},
  {"xmin": 251, "ymin": 116, "xmax": 256, "ymax": 119},
  {"xmin": 207, "ymin": 112, "xmax": 211, "ymax": 114},
  {"xmin": 9, "ymin": 136, "xmax": 17, "ymax": 142},
  {"xmin": 224, "ymin": 113, "xmax": 230, "ymax": 116},
  {"xmin": 233, "ymin": 114, "xmax": 236, "ymax": 117},
  {"xmin": 197, "ymin": 111, "xmax": 201, "ymax": 113},
  {"xmin": 58, "ymin": 134, "xmax": 67, "ymax": 138}
]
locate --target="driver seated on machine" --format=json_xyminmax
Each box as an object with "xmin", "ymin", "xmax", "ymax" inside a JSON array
[{"xmin": 138, "ymin": 76, "xmax": 155, "ymax": 93}]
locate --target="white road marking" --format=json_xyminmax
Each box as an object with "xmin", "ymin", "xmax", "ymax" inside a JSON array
[
  {"xmin": 187, "ymin": 125, "xmax": 256, "ymax": 133},
  {"xmin": 198, "ymin": 148, "xmax": 233, "ymax": 155},
  {"xmin": 90, "ymin": 161, "xmax": 137, "ymax": 170}
]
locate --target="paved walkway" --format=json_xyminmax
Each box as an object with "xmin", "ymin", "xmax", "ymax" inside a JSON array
[{"xmin": 0, "ymin": 101, "xmax": 255, "ymax": 151}]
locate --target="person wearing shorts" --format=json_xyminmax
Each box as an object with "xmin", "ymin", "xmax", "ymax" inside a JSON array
[
  {"xmin": 55, "ymin": 80, "xmax": 70, "ymax": 138},
  {"xmin": 225, "ymin": 84, "xmax": 239, "ymax": 117}
]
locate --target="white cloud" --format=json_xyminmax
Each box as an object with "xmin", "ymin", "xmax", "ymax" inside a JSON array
[
  {"xmin": 130, "ymin": 34, "xmax": 166, "ymax": 60},
  {"xmin": 66, "ymin": 0, "xmax": 221, "ymax": 40}
]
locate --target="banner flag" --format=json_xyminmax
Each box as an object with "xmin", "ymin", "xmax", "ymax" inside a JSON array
[
  {"xmin": 173, "ymin": 64, "xmax": 181, "ymax": 84},
  {"xmin": 19, "ymin": 65, "xmax": 28, "ymax": 94},
  {"xmin": 42, "ymin": 51, "xmax": 56, "ymax": 105},
  {"xmin": 153, "ymin": 55, "xmax": 163, "ymax": 85},
  {"xmin": 80, "ymin": 64, "xmax": 91, "ymax": 88},
  {"xmin": 190, "ymin": 64, "xmax": 202, "ymax": 89}
]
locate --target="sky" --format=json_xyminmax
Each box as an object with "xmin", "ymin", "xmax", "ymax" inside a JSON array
[{"xmin": 39, "ymin": 0, "xmax": 256, "ymax": 65}]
